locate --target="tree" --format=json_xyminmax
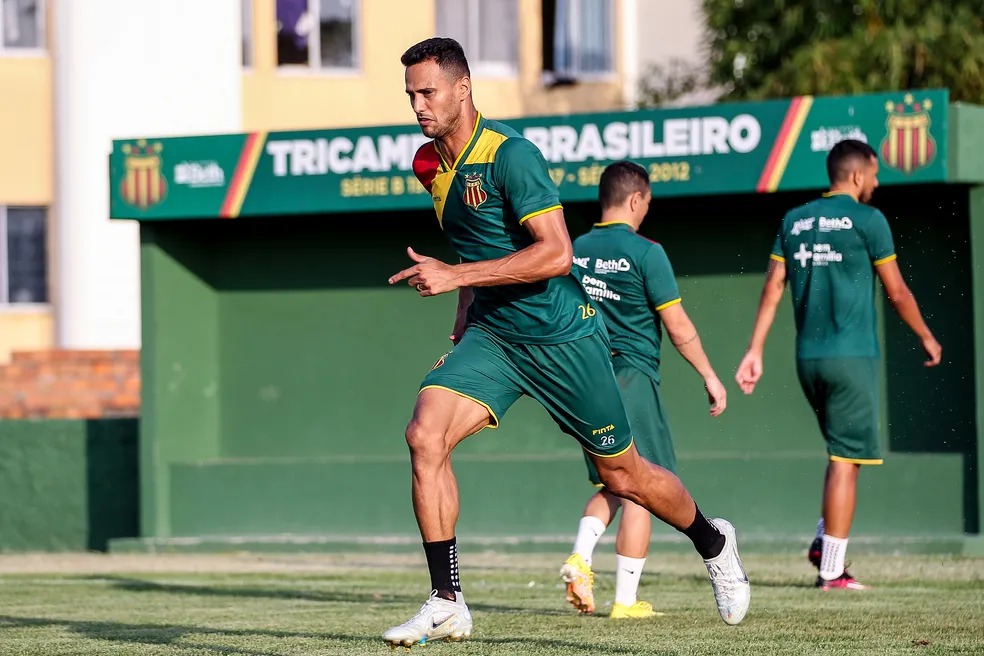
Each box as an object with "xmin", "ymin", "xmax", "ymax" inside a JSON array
[
  {"xmin": 639, "ymin": 0, "xmax": 984, "ymax": 105},
  {"xmin": 706, "ymin": 0, "xmax": 984, "ymax": 102}
]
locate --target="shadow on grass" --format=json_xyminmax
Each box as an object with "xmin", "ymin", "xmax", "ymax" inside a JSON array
[
  {"xmin": 87, "ymin": 576, "xmax": 575, "ymax": 615},
  {"xmin": 647, "ymin": 572, "xmax": 811, "ymax": 589},
  {"xmin": 0, "ymin": 615, "xmax": 642, "ymax": 655},
  {"xmin": 88, "ymin": 575, "xmax": 420, "ymax": 605}
]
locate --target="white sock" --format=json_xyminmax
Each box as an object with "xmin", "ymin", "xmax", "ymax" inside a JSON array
[
  {"xmin": 614, "ymin": 554, "xmax": 646, "ymax": 606},
  {"xmin": 819, "ymin": 534, "xmax": 848, "ymax": 580},
  {"xmin": 815, "ymin": 518, "xmax": 825, "ymax": 540},
  {"xmin": 572, "ymin": 516, "xmax": 607, "ymax": 565}
]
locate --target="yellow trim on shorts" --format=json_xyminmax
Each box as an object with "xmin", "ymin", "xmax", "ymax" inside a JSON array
[
  {"xmin": 655, "ymin": 297, "xmax": 682, "ymax": 311},
  {"xmin": 519, "ymin": 204, "xmax": 563, "ymax": 224},
  {"xmin": 583, "ymin": 437, "xmax": 634, "ymax": 459},
  {"xmin": 770, "ymin": 253, "xmax": 786, "ymax": 262},
  {"xmin": 830, "ymin": 455, "xmax": 884, "ymax": 465},
  {"xmin": 418, "ymin": 385, "xmax": 499, "ymax": 429},
  {"xmin": 874, "ymin": 254, "xmax": 897, "ymax": 266}
]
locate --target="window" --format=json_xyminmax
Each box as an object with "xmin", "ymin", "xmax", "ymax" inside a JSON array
[
  {"xmin": 276, "ymin": 0, "xmax": 358, "ymax": 70},
  {"xmin": 242, "ymin": 0, "xmax": 253, "ymax": 67},
  {"xmin": 1, "ymin": 0, "xmax": 44, "ymax": 51},
  {"xmin": 0, "ymin": 207, "xmax": 47, "ymax": 304},
  {"xmin": 542, "ymin": 0, "xmax": 612, "ymax": 82},
  {"xmin": 437, "ymin": 0, "xmax": 518, "ymax": 76}
]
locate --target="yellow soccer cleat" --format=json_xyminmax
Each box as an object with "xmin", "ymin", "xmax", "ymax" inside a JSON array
[
  {"xmin": 610, "ymin": 600, "xmax": 665, "ymax": 619},
  {"xmin": 560, "ymin": 553, "xmax": 595, "ymax": 614}
]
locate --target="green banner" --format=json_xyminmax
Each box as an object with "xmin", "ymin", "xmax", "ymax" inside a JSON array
[{"xmin": 110, "ymin": 89, "xmax": 948, "ymax": 221}]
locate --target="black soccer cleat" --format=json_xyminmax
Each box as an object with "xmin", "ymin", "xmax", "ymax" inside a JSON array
[{"xmin": 808, "ymin": 537, "xmax": 822, "ymax": 570}]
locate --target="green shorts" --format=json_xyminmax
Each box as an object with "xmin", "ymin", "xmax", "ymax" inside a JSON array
[
  {"xmin": 796, "ymin": 357, "xmax": 883, "ymax": 464},
  {"xmin": 585, "ymin": 358, "xmax": 675, "ymax": 486},
  {"xmin": 419, "ymin": 326, "xmax": 633, "ymax": 457}
]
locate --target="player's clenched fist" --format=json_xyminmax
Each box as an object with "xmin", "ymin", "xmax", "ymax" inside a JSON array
[
  {"xmin": 389, "ymin": 246, "xmax": 461, "ymax": 296},
  {"xmin": 735, "ymin": 351, "xmax": 763, "ymax": 395}
]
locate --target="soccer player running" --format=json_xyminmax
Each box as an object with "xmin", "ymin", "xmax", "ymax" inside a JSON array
[
  {"xmin": 735, "ymin": 139, "xmax": 942, "ymax": 590},
  {"xmin": 561, "ymin": 161, "xmax": 728, "ymax": 619},
  {"xmin": 383, "ymin": 38, "xmax": 749, "ymax": 647}
]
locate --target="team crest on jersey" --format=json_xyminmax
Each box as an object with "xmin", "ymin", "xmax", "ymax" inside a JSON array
[{"xmin": 462, "ymin": 174, "xmax": 488, "ymax": 210}]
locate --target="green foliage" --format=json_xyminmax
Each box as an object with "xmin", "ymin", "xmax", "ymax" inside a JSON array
[
  {"xmin": 704, "ymin": 0, "xmax": 984, "ymax": 102},
  {"xmin": 638, "ymin": 1, "xmax": 984, "ymax": 105}
]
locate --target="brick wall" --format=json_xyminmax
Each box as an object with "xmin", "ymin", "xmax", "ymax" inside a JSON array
[{"xmin": 0, "ymin": 350, "xmax": 140, "ymax": 419}]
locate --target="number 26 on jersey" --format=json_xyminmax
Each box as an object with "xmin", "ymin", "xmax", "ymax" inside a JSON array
[{"xmin": 578, "ymin": 303, "xmax": 596, "ymax": 320}]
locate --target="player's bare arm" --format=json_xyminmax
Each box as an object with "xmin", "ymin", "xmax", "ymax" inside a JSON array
[
  {"xmin": 660, "ymin": 303, "xmax": 727, "ymax": 416},
  {"xmin": 875, "ymin": 259, "xmax": 942, "ymax": 366},
  {"xmin": 388, "ymin": 208, "xmax": 573, "ymax": 296},
  {"xmin": 735, "ymin": 258, "xmax": 787, "ymax": 394}
]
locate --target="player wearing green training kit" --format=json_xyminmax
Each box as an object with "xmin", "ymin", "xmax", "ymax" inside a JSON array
[
  {"xmin": 736, "ymin": 139, "xmax": 941, "ymax": 592},
  {"xmin": 382, "ymin": 39, "xmax": 749, "ymax": 648},
  {"xmin": 559, "ymin": 161, "xmax": 728, "ymax": 619},
  {"xmin": 411, "ymin": 113, "xmax": 617, "ymax": 439}
]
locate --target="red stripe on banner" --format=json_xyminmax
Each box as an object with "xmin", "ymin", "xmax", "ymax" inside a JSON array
[
  {"xmin": 911, "ymin": 125, "xmax": 920, "ymax": 172},
  {"xmin": 895, "ymin": 128, "xmax": 909, "ymax": 173},
  {"xmin": 756, "ymin": 97, "xmax": 805, "ymax": 193}
]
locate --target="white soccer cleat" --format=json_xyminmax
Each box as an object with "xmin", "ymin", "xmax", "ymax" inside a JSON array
[
  {"xmin": 382, "ymin": 591, "xmax": 473, "ymax": 647},
  {"xmin": 703, "ymin": 518, "xmax": 751, "ymax": 625}
]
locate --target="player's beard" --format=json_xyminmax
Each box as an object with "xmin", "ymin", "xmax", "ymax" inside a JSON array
[{"xmin": 431, "ymin": 108, "xmax": 462, "ymax": 142}]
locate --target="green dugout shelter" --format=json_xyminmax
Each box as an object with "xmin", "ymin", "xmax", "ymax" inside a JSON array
[{"xmin": 111, "ymin": 89, "xmax": 984, "ymax": 554}]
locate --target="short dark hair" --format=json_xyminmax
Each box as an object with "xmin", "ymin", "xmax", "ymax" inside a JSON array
[
  {"xmin": 401, "ymin": 37, "xmax": 471, "ymax": 80},
  {"xmin": 599, "ymin": 161, "xmax": 650, "ymax": 210},
  {"xmin": 826, "ymin": 139, "xmax": 878, "ymax": 184}
]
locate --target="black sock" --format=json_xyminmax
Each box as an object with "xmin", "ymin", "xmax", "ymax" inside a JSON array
[
  {"xmin": 423, "ymin": 537, "xmax": 461, "ymax": 601},
  {"xmin": 680, "ymin": 506, "xmax": 726, "ymax": 560}
]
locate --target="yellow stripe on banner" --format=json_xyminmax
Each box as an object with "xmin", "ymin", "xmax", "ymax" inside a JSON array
[
  {"xmin": 770, "ymin": 254, "xmax": 786, "ymax": 262},
  {"xmin": 903, "ymin": 125, "xmax": 914, "ymax": 173},
  {"xmin": 874, "ymin": 254, "xmax": 898, "ymax": 266},
  {"xmin": 419, "ymin": 385, "xmax": 499, "ymax": 428},
  {"xmin": 655, "ymin": 297, "xmax": 682, "ymax": 311},
  {"xmin": 519, "ymin": 204, "xmax": 563, "ymax": 224},
  {"xmin": 887, "ymin": 126, "xmax": 899, "ymax": 169},
  {"xmin": 764, "ymin": 96, "xmax": 814, "ymax": 192},
  {"xmin": 226, "ymin": 131, "xmax": 268, "ymax": 218},
  {"xmin": 830, "ymin": 455, "xmax": 884, "ymax": 465}
]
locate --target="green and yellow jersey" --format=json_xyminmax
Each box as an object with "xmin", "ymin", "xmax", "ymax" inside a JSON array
[
  {"xmin": 413, "ymin": 114, "xmax": 598, "ymax": 344},
  {"xmin": 771, "ymin": 192, "xmax": 896, "ymax": 359},
  {"xmin": 572, "ymin": 222, "xmax": 680, "ymax": 381}
]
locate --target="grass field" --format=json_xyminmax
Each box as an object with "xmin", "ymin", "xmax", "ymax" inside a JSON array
[{"xmin": 0, "ymin": 550, "xmax": 981, "ymax": 655}]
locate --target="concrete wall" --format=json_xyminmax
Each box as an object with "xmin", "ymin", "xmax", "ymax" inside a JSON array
[
  {"xmin": 0, "ymin": 419, "xmax": 138, "ymax": 551},
  {"xmin": 0, "ymin": 56, "xmax": 54, "ymax": 358}
]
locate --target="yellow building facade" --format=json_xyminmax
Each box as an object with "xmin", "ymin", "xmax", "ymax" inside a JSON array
[{"xmin": 0, "ymin": 0, "xmax": 632, "ymax": 362}]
